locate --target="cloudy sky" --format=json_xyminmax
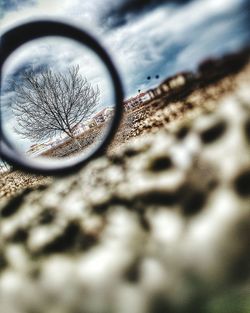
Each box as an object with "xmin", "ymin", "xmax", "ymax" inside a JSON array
[
  {"xmin": 0, "ymin": 0, "xmax": 250, "ymax": 153},
  {"xmin": 1, "ymin": 0, "xmax": 250, "ymax": 96}
]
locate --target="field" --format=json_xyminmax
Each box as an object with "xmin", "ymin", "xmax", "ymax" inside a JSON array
[
  {"xmin": 0, "ymin": 49, "xmax": 250, "ymax": 313},
  {"xmin": 1, "ymin": 49, "xmax": 250, "ymax": 199}
]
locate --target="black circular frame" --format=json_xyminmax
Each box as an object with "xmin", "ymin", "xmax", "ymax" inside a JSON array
[{"xmin": 0, "ymin": 20, "xmax": 124, "ymax": 176}]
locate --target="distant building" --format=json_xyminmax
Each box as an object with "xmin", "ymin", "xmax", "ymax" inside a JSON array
[
  {"xmin": 145, "ymin": 72, "xmax": 194, "ymax": 101},
  {"xmin": 147, "ymin": 90, "xmax": 155, "ymax": 100},
  {"xmin": 45, "ymin": 136, "xmax": 68, "ymax": 149},
  {"xmin": 124, "ymin": 93, "xmax": 150, "ymax": 112},
  {"xmin": 159, "ymin": 72, "xmax": 194, "ymax": 95},
  {"xmin": 72, "ymin": 123, "xmax": 89, "ymax": 136},
  {"xmin": 93, "ymin": 107, "xmax": 114, "ymax": 125},
  {"xmin": 104, "ymin": 107, "xmax": 115, "ymax": 120}
]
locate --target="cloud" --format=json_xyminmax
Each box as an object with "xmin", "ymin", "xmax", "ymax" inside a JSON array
[
  {"xmin": 0, "ymin": 0, "xmax": 62, "ymax": 31},
  {"xmin": 99, "ymin": 0, "xmax": 193, "ymax": 29},
  {"xmin": 2, "ymin": 115, "xmax": 32, "ymax": 151},
  {"xmin": 1, "ymin": 0, "xmax": 36, "ymax": 15},
  {"xmin": 1, "ymin": 0, "xmax": 250, "ymax": 98},
  {"xmin": 98, "ymin": 0, "xmax": 249, "ymax": 96},
  {"xmin": 1, "ymin": 0, "xmax": 249, "ymax": 151},
  {"xmin": 2, "ymin": 36, "xmax": 114, "ymax": 106}
]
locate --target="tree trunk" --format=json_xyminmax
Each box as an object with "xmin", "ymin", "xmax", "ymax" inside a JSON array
[{"xmin": 72, "ymin": 135, "xmax": 83, "ymax": 152}]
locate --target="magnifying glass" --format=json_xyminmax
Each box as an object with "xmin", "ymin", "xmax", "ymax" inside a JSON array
[{"xmin": 0, "ymin": 20, "xmax": 124, "ymax": 176}]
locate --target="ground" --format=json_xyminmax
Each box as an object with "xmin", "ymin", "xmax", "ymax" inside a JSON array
[
  {"xmin": 0, "ymin": 53, "xmax": 249, "ymax": 313},
  {"xmin": 1, "ymin": 58, "xmax": 250, "ymax": 199}
]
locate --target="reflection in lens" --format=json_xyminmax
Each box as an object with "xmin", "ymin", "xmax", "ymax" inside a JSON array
[{"xmin": 1, "ymin": 37, "xmax": 115, "ymax": 168}]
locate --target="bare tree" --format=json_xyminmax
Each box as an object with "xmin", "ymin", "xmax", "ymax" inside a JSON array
[{"xmin": 11, "ymin": 65, "xmax": 100, "ymax": 145}]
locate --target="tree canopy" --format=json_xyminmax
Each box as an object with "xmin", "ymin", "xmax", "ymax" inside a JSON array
[{"xmin": 12, "ymin": 65, "xmax": 100, "ymax": 142}]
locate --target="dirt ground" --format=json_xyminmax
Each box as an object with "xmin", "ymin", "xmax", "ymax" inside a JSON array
[
  {"xmin": 0, "ymin": 171, "xmax": 51, "ymax": 199},
  {"xmin": 0, "ymin": 50, "xmax": 249, "ymax": 313},
  {"xmin": 1, "ymin": 53, "xmax": 250, "ymax": 200}
]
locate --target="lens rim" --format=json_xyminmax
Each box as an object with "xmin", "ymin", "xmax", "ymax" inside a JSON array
[{"xmin": 0, "ymin": 20, "xmax": 124, "ymax": 176}]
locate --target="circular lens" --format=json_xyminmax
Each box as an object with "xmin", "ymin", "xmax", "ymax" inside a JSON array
[{"xmin": 0, "ymin": 21, "xmax": 123, "ymax": 175}]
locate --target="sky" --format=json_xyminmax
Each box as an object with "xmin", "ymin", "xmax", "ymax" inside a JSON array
[
  {"xmin": 1, "ymin": 0, "xmax": 250, "ymax": 96},
  {"xmin": 0, "ymin": 0, "xmax": 250, "ymax": 152}
]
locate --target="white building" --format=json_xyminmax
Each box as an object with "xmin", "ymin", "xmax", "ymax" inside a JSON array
[
  {"xmin": 72, "ymin": 123, "xmax": 89, "ymax": 136},
  {"xmin": 123, "ymin": 93, "xmax": 150, "ymax": 112},
  {"xmin": 93, "ymin": 107, "xmax": 114, "ymax": 125}
]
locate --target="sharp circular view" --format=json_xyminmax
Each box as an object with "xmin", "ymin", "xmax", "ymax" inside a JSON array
[{"xmin": 1, "ymin": 36, "xmax": 115, "ymax": 168}]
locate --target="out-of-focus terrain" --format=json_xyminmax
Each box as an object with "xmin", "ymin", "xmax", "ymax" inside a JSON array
[
  {"xmin": 0, "ymin": 49, "xmax": 249, "ymax": 313},
  {"xmin": 1, "ymin": 49, "xmax": 250, "ymax": 200}
]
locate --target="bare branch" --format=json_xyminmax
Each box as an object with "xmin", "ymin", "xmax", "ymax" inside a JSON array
[{"xmin": 11, "ymin": 66, "xmax": 100, "ymax": 143}]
